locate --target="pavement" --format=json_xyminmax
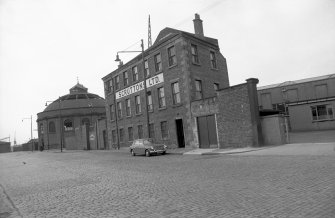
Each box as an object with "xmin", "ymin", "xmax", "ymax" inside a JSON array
[{"xmin": 0, "ymin": 131, "xmax": 334, "ymax": 218}]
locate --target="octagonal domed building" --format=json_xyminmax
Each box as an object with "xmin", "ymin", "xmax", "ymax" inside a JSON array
[{"xmin": 37, "ymin": 83, "xmax": 106, "ymax": 150}]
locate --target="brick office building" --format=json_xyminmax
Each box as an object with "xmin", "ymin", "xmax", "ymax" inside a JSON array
[
  {"xmin": 258, "ymin": 74, "xmax": 335, "ymax": 131},
  {"xmin": 102, "ymin": 14, "xmax": 229, "ymax": 149}
]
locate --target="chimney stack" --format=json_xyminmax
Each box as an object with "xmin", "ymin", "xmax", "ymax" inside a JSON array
[{"xmin": 193, "ymin": 13, "xmax": 204, "ymax": 37}]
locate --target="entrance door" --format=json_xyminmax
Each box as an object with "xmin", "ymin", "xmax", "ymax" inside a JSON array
[
  {"xmin": 103, "ymin": 130, "xmax": 107, "ymax": 150},
  {"xmin": 86, "ymin": 124, "xmax": 90, "ymax": 150},
  {"xmin": 175, "ymin": 119, "xmax": 185, "ymax": 148},
  {"xmin": 197, "ymin": 115, "xmax": 218, "ymax": 148}
]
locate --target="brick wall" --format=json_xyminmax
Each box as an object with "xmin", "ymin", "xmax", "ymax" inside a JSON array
[{"xmin": 216, "ymin": 80, "xmax": 260, "ymax": 148}]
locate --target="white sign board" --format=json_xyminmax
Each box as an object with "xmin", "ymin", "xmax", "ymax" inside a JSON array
[
  {"xmin": 115, "ymin": 73, "xmax": 164, "ymax": 100},
  {"xmin": 90, "ymin": 134, "xmax": 95, "ymax": 141}
]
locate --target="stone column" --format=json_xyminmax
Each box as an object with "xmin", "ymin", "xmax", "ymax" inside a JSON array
[{"xmin": 246, "ymin": 78, "xmax": 263, "ymax": 146}]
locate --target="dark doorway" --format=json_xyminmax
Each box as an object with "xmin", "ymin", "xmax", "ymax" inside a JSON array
[
  {"xmin": 175, "ymin": 119, "xmax": 185, "ymax": 148},
  {"xmin": 103, "ymin": 130, "xmax": 107, "ymax": 150},
  {"xmin": 197, "ymin": 115, "xmax": 218, "ymax": 148},
  {"xmin": 85, "ymin": 124, "xmax": 90, "ymax": 150}
]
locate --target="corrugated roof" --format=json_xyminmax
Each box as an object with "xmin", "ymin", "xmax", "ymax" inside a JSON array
[{"xmin": 258, "ymin": 74, "xmax": 335, "ymax": 90}]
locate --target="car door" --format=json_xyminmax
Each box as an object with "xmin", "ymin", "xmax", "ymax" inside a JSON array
[
  {"xmin": 133, "ymin": 140, "xmax": 139, "ymax": 154},
  {"xmin": 139, "ymin": 140, "xmax": 146, "ymax": 155}
]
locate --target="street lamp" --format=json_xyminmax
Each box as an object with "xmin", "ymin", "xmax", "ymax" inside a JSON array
[
  {"xmin": 22, "ymin": 115, "xmax": 33, "ymax": 152},
  {"xmin": 115, "ymin": 39, "xmax": 150, "ymax": 138},
  {"xmin": 45, "ymin": 98, "xmax": 63, "ymax": 152}
]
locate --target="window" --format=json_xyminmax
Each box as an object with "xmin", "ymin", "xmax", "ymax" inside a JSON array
[
  {"xmin": 48, "ymin": 121, "xmax": 56, "ymax": 133},
  {"xmin": 125, "ymin": 99, "xmax": 131, "ymax": 116},
  {"xmin": 135, "ymin": 95, "xmax": 141, "ymax": 114},
  {"xmin": 115, "ymin": 75, "xmax": 120, "ymax": 90},
  {"xmin": 168, "ymin": 46, "xmax": 176, "ymax": 66},
  {"xmin": 147, "ymin": 92, "xmax": 153, "ymax": 111},
  {"xmin": 144, "ymin": 60, "xmax": 150, "ymax": 77},
  {"xmin": 81, "ymin": 118, "xmax": 90, "ymax": 126},
  {"xmin": 39, "ymin": 123, "xmax": 44, "ymax": 134},
  {"xmin": 132, "ymin": 66, "xmax": 138, "ymax": 82},
  {"xmin": 210, "ymin": 51, "xmax": 217, "ymax": 69},
  {"xmin": 214, "ymin": 83, "xmax": 219, "ymax": 91},
  {"xmin": 109, "ymin": 104, "xmax": 115, "ymax": 121},
  {"xmin": 172, "ymin": 82, "xmax": 181, "ymax": 104},
  {"xmin": 195, "ymin": 80, "xmax": 203, "ymax": 100},
  {"xmin": 119, "ymin": 128, "xmax": 124, "ymax": 142},
  {"xmin": 315, "ymin": 84, "xmax": 328, "ymax": 99},
  {"xmin": 286, "ymin": 89, "xmax": 298, "ymax": 102},
  {"xmin": 154, "ymin": 53, "xmax": 162, "ymax": 72},
  {"xmin": 311, "ymin": 105, "xmax": 334, "ymax": 121},
  {"xmin": 128, "ymin": 127, "xmax": 133, "ymax": 141},
  {"xmin": 149, "ymin": 123, "xmax": 155, "ymax": 139},
  {"xmin": 138, "ymin": 125, "xmax": 143, "ymax": 139},
  {"xmin": 161, "ymin": 121, "xmax": 168, "ymax": 140},
  {"xmin": 191, "ymin": 44, "xmax": 199, "ymax": 63},
  {"xmin": 64, "ymin": 119, "xmax": 73, "ymax": 131},
  {"xmin": 272, "ymin": 103, "xmax": 286, "ymax": 113},
  {"xmin": 105, "ymin": 79, "xmax": 113, "ymax": 93},
  {"xmin": 112, "ymin": 130, "xmax": 116, "ymax": 143},
  {"xmin": 158, "ymin": 87, "xmax": 166, "ymax": 108},
  {"xmin": 123, "ymin": 71, "xmax": 128, "ymax": 86},
  {"xmin": 261, "ymin": 93, "xmax": 272, "ymax": 109},
  {"xmin": 117, "ymin": 102, "xmax": 122, "ymax": 118}
]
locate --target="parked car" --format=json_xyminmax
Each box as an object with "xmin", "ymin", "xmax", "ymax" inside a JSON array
[{"xmin": 130, "ymin": 138, "xmax": 167, "ymax": 157}]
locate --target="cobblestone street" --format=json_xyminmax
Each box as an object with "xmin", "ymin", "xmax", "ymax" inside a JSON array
[{"xmin": 0, "ymin": 149, "xmax": 335, "ymax": 218}]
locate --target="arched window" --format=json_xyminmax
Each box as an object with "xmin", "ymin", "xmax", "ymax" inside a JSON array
[
  {"xmin": 48, "ymin": 121, "xmax": 56, "ymax": 133},
  {"xmin": 64, "ymin": 119, "xmax": 73, "ymax": 131},
  {"xmin": 81, "ymin": 118, "xmax": 90, "ymax": 126},
  {"xmin": 39, "ymin": 123, "xmax": 44, "ymax": 134}
]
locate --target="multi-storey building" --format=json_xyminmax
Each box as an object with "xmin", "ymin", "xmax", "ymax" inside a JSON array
[
  {"xmin": 257, "ymin": 74, "xmax": 335, "ymax": 131},
  {"xmin": 102, "ymin": 14, "xmax": 229, "ymax": 149}
]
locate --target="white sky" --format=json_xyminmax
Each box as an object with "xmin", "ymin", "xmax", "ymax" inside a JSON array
[{"xmin": 1, "ymin": 0, "xmax": 335, "ymax": 144}]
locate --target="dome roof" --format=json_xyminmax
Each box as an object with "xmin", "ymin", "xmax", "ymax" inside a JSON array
[
  {"xmin": 38, "ymin": 83, "xmax": 106, "ymax": 118},
  {"xmin": 43, "ymin": 93, "xmax": 105, "ymax": 112}
]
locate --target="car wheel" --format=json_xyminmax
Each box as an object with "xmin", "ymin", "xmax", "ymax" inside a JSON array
[
  {"xmin": 131, "ymin": 150, "xmax": 135, "ymax": 156},
  {"xmin": 162, "ymin": 151, "xmax": 166, "ymax": 155},
  {"xmin": 145, "ymin": 150, "xmax": 150, "ymax": 157}
]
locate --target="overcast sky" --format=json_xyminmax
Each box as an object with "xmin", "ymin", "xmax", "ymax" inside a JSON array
[{"xmin": 1, "ymin": 0, "xmax": 335, "ymax": 144}]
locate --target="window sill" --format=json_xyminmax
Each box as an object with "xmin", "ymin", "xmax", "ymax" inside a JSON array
[
  {"xmin": 312, "ymin": 118, "xmax": 334, "ymax": 123},
  {"xmin": 158, "ymin": 107, "xmax": 167, "ymax": 111},
  {"xmin": 135, "ymin": 113, "xmax": 142, "ymax": 117},
  {"xmin": 168, "ymin": 64, "xmax": 177, "ymax": 69},
  {"xmin": 210, "ymin": 67, "xmax": 219, "ymax": 71},
  {"xmin": 172, "ymin": 103, "xmax": 183, "ymax": 108},
  {"xmin": 192, "ymin": 62, "xmax": 201, "ymax": 66},
  {"xmin": 126, "ymin": 115, "xmax": 132, "ymax": 118},
  {"xmin": 154, "ymin": 69, "xmax": 163, "ymax": 74}
]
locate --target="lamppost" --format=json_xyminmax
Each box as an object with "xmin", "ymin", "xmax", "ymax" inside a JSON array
[
  {"xmin": 115, "ymin": 39, "xmax": 150, "ymax": 138},
  {"xmin": 45, "ymin": 97, "xmax": 63, "ymax": 152},
  {"xmin": 22, "ymin": 115, "xmax": 33, "ymax": 152}
]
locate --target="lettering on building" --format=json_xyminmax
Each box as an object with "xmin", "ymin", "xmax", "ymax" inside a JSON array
[{"xmin": 116, "ymin": 73, "xmax": 164, "ymax": 100}]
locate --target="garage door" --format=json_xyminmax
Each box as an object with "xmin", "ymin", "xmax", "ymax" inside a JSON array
[{"xmin": 197, "ymin": 115, "xmax": 218, "ymax": 148}]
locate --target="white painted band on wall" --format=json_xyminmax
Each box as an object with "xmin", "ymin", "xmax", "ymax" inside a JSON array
[{"xmin": 116, "ymin": 73, "xmax": 164, "ymax": 100}]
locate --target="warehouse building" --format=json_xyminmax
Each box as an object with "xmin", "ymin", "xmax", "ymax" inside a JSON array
[
  {"xmin": 102, "ymin": 14, "xmax": 230, "ymax": 149},
  {"xmin": 257, "ymin": 74, "xmax": 335, "ymax": 131}
]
